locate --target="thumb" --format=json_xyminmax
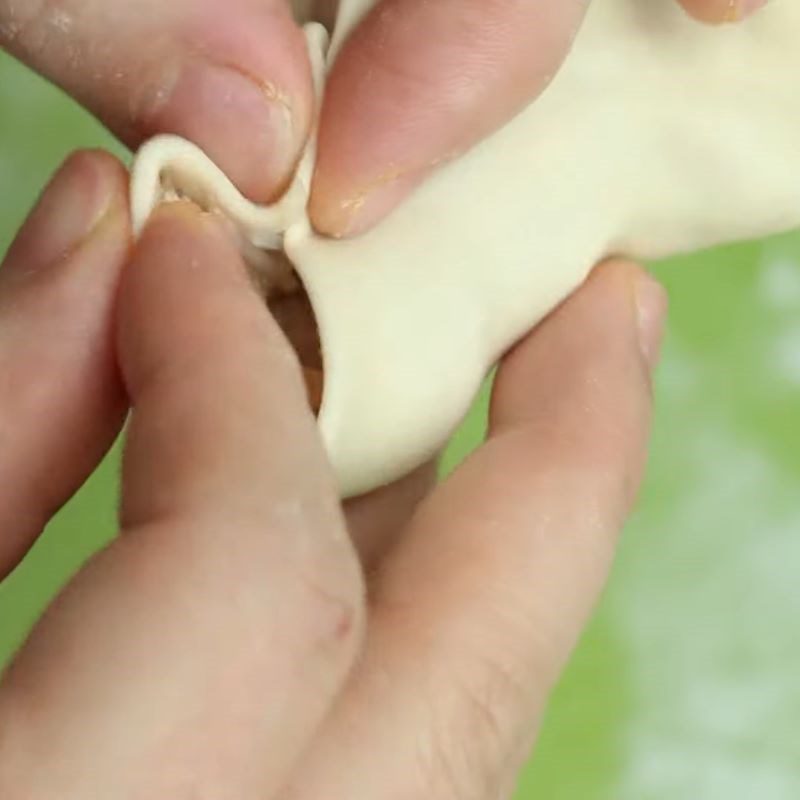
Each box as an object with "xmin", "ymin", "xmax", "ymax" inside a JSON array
[
  {"xmin": 310, "ymin": 0, "xmax": 770, "ymax": 238},
  {"xmin": 1, "ymin": 0, "xmax": 313, "ymax": 202},
  {"xmin": 310, "ymin": 0, "xmax": 588, "ymax": 237}
]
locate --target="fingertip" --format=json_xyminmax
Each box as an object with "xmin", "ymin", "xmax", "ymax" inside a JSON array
[
  {"xmin": 631, "ymin": 267, "xmax": 669, "ymax": 372},
  {"xmin": 140, "ymin": 198, "xmax": 230, "ymax": 244},
  {"xmin": 311, "ymin": 0, "xmax": 588, "ymax": 237},
  {"xmin": 678, "ymin": 0, "xmax": 768, "ymax": 24},
  {"xmin": 133, "ymin": 200, "xmax": 246, "ymax": 286},
  {"xmin": 79, "ymin": 149, "xmax": 132, "ymax": 209},
  {"xmin": 72, "ymin": 147, "xmax": 130, "ymax": 185},
  {"xmin": 4, "ymin": 149, "xmax": 130, "ymax": 276},
  {"xmin": 585, "ymin": 259, "xmax": 669, "ymax": 373},
  {"xmin": 142, "ymin": 60, "xmax": 311, "ymax": 203},
  {"xmin": 490, "ymin": 259, "xmax": 662, "ymax": 441},
  {"xmin": 56, "ymin": 148, "xmax": 127, "ymax": 200},
  {"xmin": 71, "ymin": 149, "xmax": 133, "ymax": 244},
  {"xmin": 0, "ymin": 151, "xmax": 131, "ymax": 580},
  {"xmin": 6, "ymin": 0, "xmax": 316, "ymax": 206},
  {"xmin": 119, "ymin": 199, "xmax": 254, "ymax": 389},
  {"xmin": 307, "ymin": 178, "xmax": 351, "ymax": 239},
  {"xmin": 117, "ymin": 203, "xmax": 335, "ymax": 535},
  {"xmin": 309, "ymin": 165, "xmax": 418, "ymax": 238},
  {"xmin": 130, "ymin": 6, "xmax": 315, "ymax": 204}
]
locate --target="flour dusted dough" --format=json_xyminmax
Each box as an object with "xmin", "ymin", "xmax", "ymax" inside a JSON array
[{"xmin": 130, "ymin": 0, "xmax": 800, "ymax": 497}]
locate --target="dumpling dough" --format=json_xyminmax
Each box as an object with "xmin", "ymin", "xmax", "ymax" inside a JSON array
[{"xmin": 130, "ymin": 0, "xmax": 800, "ymax": 498}]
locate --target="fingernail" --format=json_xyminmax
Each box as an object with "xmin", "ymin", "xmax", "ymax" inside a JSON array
[
  {"xmin": 313, "ymin": 154, "xmax": 436, "ymax": 238},
  {"xmin": 726, "ymin": 0, "xmax": 768, "ymax": 22},
  {"xmin": 149, "ymin": 199, "xmax": 226, "ymax": 238},
  {"xmin": 8, "ymin": 152, "xmax": 115, "ymax": 274},
  {"xmin": 311, "ymin": 172, "xmax": 406, "ymax": 239},
  {"xmin": 633, "ymin": 272, "xmax": 668, "ymax": 371},
  {"xmin": 340, "ymin": 175, "xmax": 412, "ymax": 238},
  {"xmin": 324, "ymin": 152, "xmax": 458, "ymax": 237},
  {"xmin": 142, "ymin": 60, "xmax": 298, "ymax": 201},
  {"xmin": 741, "ymin": 0, "xmax": 769, "ymax": 16},
  {"xmin": 145, "ymin": 201, "xmax": 244, "ymax": 262}
]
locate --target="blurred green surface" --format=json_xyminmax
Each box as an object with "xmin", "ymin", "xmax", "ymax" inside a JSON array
[{"xmin": 2, "ymin": 50, "xmax": 800, "ymax": 798}]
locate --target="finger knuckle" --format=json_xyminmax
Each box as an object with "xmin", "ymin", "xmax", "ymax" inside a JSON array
[
  {"xmin": 290, "ymin": 547, "xmax": 364, "ymax": 657},
  {"xmin": 419, "ymin": 653, "xmax": 530, "ymax": 800},
  {"xmin": 273, "ymin": 513, "xmax": 365, "ymax": 658}
]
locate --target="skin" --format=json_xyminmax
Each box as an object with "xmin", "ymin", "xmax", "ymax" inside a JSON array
[
  {"xmin": 0, "ymin": 151, "xmax": 666, "ymax": 797},
  {"xmin": 0, "ymin": 0, "xmax": 766, "ymax": 233},
  {"xmin": 0, "ymin": 0, "xmax": 760, "ymax": 792}
]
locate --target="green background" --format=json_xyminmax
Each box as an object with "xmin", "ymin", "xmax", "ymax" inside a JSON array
[{"xmin": 2, "ymin": 51, "xmax": 800, "ymax": 798}]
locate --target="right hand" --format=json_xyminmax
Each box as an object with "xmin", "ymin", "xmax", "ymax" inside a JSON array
[{"xmin": 1, "ymin": 0, "xmax": 767, "ymax": 233}]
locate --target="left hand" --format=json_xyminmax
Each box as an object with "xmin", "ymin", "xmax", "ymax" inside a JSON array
[{"xmin": 0, "ymin": 150, "xmax": 665, "ymax": 798}]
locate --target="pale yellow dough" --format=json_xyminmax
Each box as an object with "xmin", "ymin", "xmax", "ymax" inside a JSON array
[{"xmin": 131, "ymin": 0, "xmax": 800, "ymax": 497}]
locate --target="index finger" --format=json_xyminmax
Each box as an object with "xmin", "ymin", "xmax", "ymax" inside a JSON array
[{"xmin": 0, "ymin": 204, "xmax": 364, "ymax": 798}]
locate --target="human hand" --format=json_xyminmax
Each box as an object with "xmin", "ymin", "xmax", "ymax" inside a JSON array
[
  {"xmin": 0, "ymin": 151, "xmax": 666, "ymax": 797},
  {"xmin": 0, "ymin": 0, "xmax": 766, "ymax": 238},
  {"xmin": 310, "ymin": 0, "xmax": 769, "ymax": 235}
]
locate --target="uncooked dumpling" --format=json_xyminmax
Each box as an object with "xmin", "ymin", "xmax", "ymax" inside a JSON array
[{"xmin": 130, "ymin": 0, "xmax": 800, "ymax": 497}]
